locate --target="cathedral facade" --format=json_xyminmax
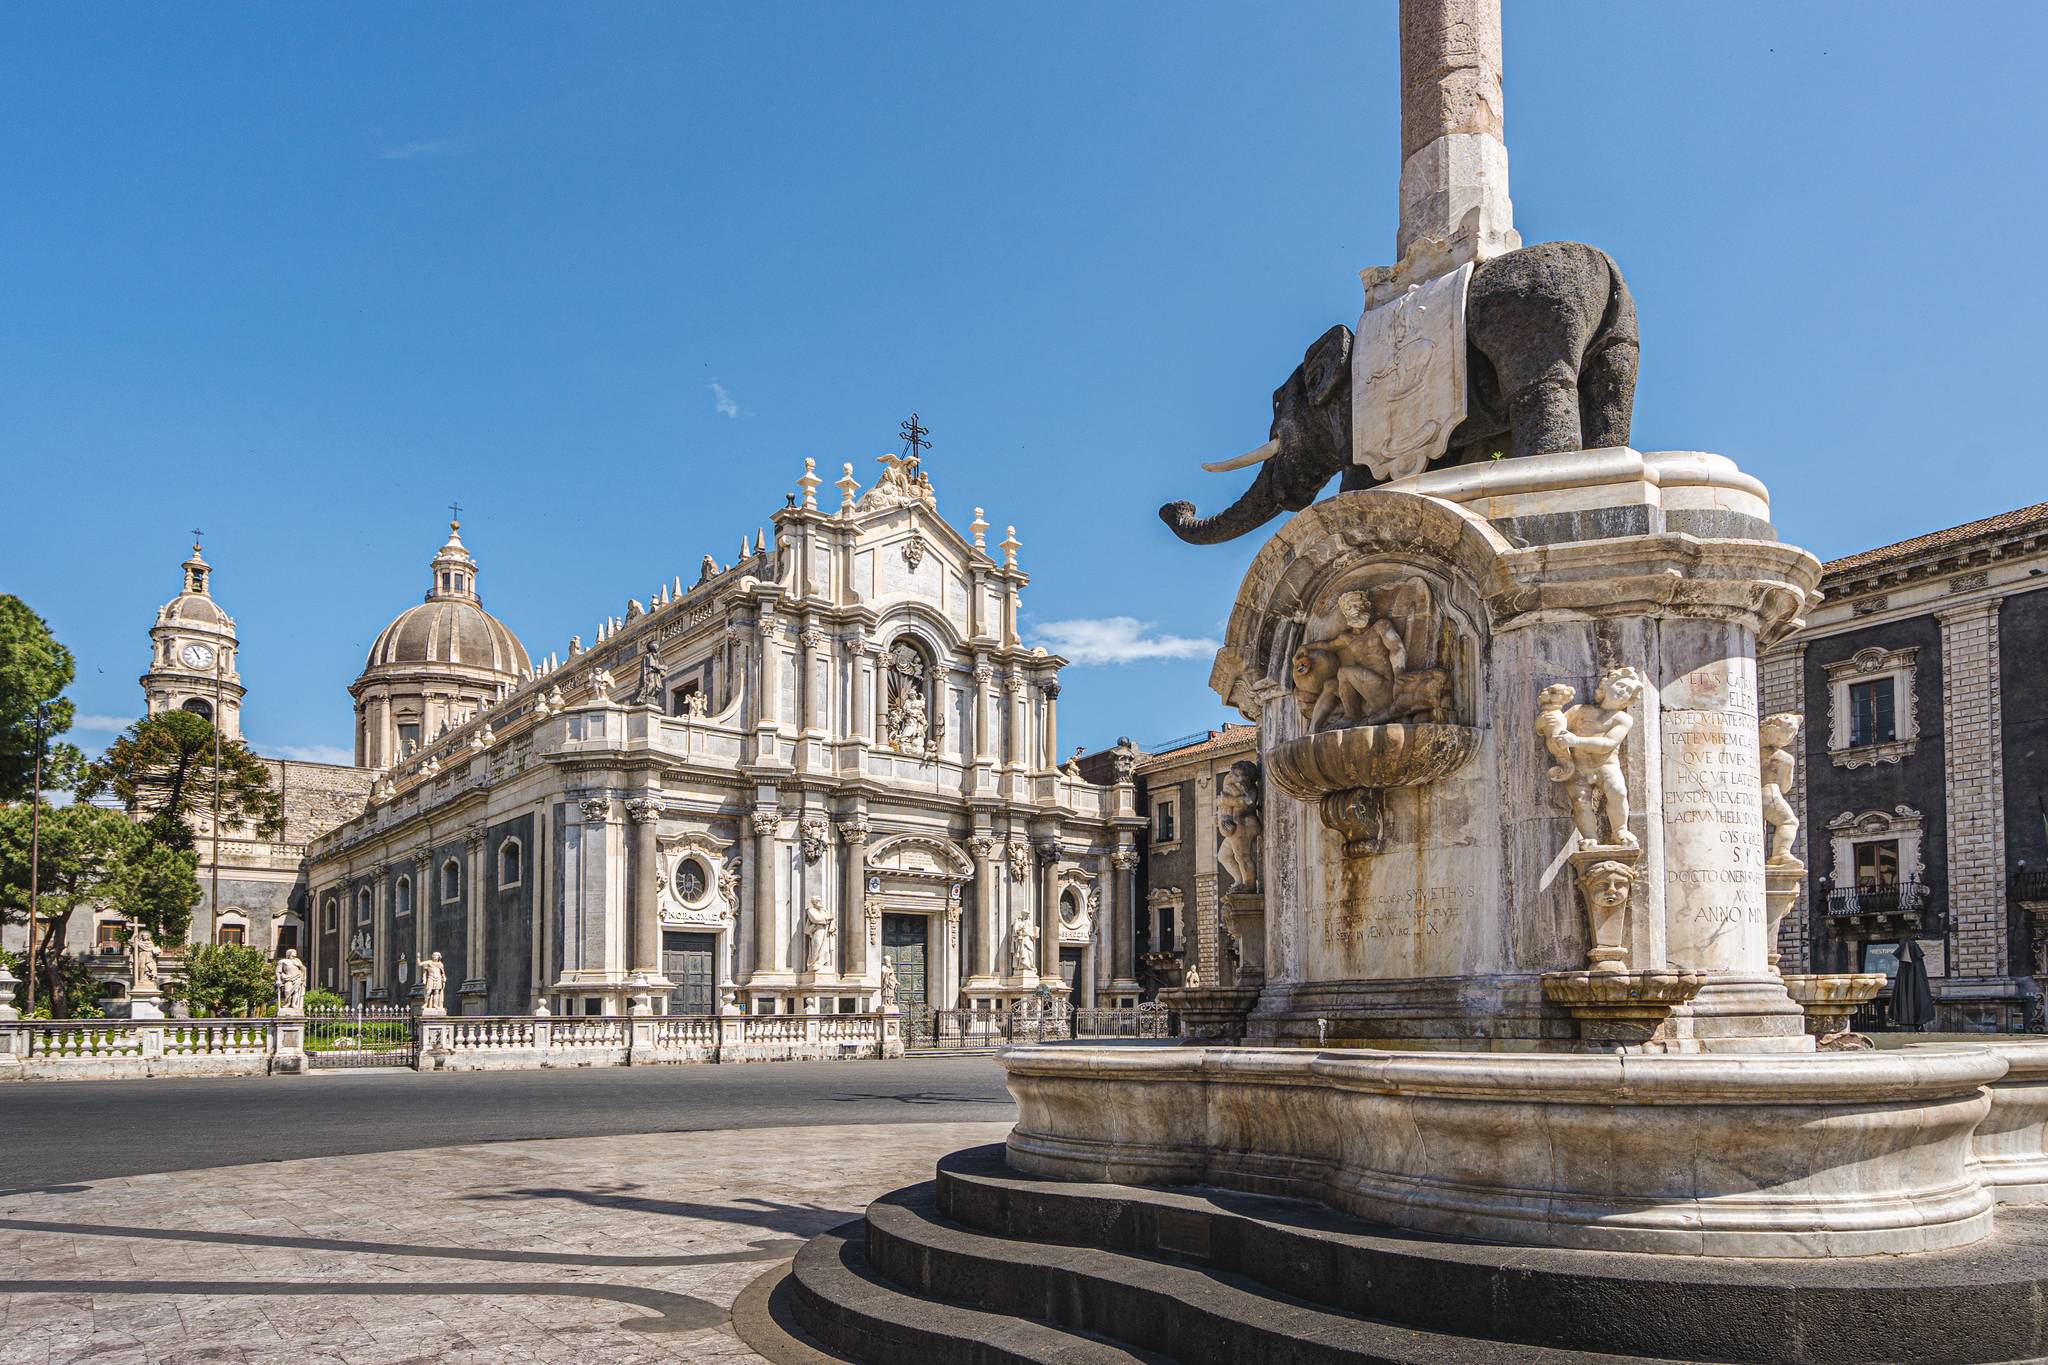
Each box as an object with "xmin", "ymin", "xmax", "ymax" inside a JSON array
[{"xmin": 299, "ymin": 458, "xmax": 1145, "ymax": 1018}]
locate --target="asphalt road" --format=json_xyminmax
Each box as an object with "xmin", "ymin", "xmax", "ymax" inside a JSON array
[{"xmin": 0, "ymin": 1054, "xmax": 1016, "ymax": 1190}]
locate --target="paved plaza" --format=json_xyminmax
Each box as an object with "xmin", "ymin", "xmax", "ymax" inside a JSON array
[{"xmin": 0, "ymin": 1058, "xmax": 1015, "ymax": 1363}]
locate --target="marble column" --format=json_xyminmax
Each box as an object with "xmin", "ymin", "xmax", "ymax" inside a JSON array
[
  {"xmin": 799, "ymin": 625, "xmax": 826, "ymax": 737},
  {"xmin": 1041, "ymin": 681, "xmax": 1060, "ymax": 771},
  {"xmin": 412, "ymin": 852, "xmax": 431, "ymax": 967},
  {"xmin": 1036, "ymin": 841, "xmax": 1062, "ymax": 984},
  {"xmin": 750, "ymin": 806, "xmax": 783, "ymax": 980},
  {"xmin": 757, "ymin": 616, "xmax": 784, "ymax": 754},
  {"xmin": 973, "ymin": 662, "xmax": 994, "ymax": 766},
  {"xmin": 839, "ymin": 817, "xmax": 870, "ymax": 978},
  {"xmin": 968, "ymin": 834, "xmax": 997, "ymax": 984},
  {"xmin": 372, "ymin": 867, "xmax": 390, "ymax": 995},
  {"xmin": 1110, "ymin": 846, "xmax": 1139, "ymax": 986},
  {"xmin": 463, "ymin": 827, "xmax": 487, "ymax": 1001},
  {"xmin": 626, "ymin": 797, "xmax": 664, "ymax": 981}
]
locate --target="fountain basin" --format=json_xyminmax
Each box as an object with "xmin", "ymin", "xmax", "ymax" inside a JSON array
[
  {"xmin": 1003, "ymin": 1043, "xmax": 2020, "ymax": 1257},
  {"xmin": 1264, "ymin": 722, "xmax": 1480, "ymax": 802}
]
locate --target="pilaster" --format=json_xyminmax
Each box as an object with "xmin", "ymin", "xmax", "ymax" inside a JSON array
[{"xmin": 1938, "ymin": 600, "xmax": 2008, "ymax": 979}]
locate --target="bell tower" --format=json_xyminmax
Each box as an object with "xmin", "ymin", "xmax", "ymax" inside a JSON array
[{"xmin": 141, "ymin": 541, "xmax": 245, "ymax": 742}]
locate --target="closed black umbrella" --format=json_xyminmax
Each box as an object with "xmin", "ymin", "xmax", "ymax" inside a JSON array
[{"xmin": 1893, "ymin": 937, "xmax": 1937, "ymax": 1031}]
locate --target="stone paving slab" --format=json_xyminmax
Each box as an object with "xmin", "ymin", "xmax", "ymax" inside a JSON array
[{"xmin": 0, "ymin": 1119, "xmax": 1013, "ymax": 1363}]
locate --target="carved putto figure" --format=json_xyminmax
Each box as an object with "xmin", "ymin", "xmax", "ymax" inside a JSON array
[
  {"xmin": 1759, "ymin": 713, "xmax": 1804, "ymax": 866},
  {"xmin": 1009, "ymin": 916, "xmax": 1038, "ymax": 975},
  {"xmin": 1291, "ymin": 577, "xmax": 1451, "ymax": 732},
  {"xmin": 588, "ymin": 667, "xmax": 615, "ymax": 701},
  {"xmin": 803, "ymin": 898, "xmax": 835, "ymax": 973},
  {"xmin": 1183, "ymin": 963, "xmax": 1202, "ymax": 990},
  {"xmin": 1537, "ymin": 668, "xmax": 1646, "ymax": 850},
  {"xmin": 274, "ymin": 948, "xmax": 306, "ymax": 1014},
  {"xmin": 1062, "ymin": 746, "xmax": 1085, "ymax": 779},
  {"xmin": 419, "ymin": 951, "xmax": 447, "ymax": 1012},
  {"xmin": 861, "ymin": 452, "xmax": 938, "ymax": 511},
  {"xmin": 680, "ymin": 689, "xmax": 709, "ymax": 719},
  {"xmin": 129, "ymin": 927, "xmax": 159, "ymax": 992},
  {"xmin": 1216, "ymin": 760, "xmax": 1263, "ymax": 893}
]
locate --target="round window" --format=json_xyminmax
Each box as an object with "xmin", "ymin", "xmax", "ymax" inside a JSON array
[
  {"xmin": 1059, "ymin": 891, "xmax": 1082, "ymax": 926},
  {"xmin": 674, "ymin": 857, "xmax": 711, "ymax": 906}
]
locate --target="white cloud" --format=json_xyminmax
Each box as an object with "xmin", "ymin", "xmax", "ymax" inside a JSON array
[
  {"xmin": 1030, "ymin": 617, "xmax": 1218, "ymax": 666},
  {"xmin": 268, "ymin": 743, "xmax": 356, "ymax": 766},
  {"xmin": 71, "ymin": 713, "xmax": 137, "ymax": 734},
  {"xmin": 709, "ymin": 381, "xmax": 740, "ymax": 418}
]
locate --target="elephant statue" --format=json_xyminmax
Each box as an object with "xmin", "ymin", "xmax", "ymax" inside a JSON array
[{"xmin": 1160, "ymin": 241, "xmax": 1639, "ymax": 545}]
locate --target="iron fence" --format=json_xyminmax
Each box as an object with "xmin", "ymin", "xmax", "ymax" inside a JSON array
[{"xmin": 305, "ymin": 1005, "xmax": 418, "ymax": 1068}]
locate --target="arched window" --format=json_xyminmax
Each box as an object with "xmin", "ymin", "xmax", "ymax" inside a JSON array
[
  {"xmin": 394, "ymin": 876, "xmax": 412, "ymax": 918},
  {"xmin": 323, "ymin": 897, "xmax": 338, "ymax": 932},
  {"xmin": 356, "ymin": 888, "xmax": 372, "ymax": 924},
  {"xmin": 216, "ymin": 919, "xmax": 246, "ymax": 946},
  {"xmin": 441, "ymin": 858, "xmax": 461, "ymax": 901},
  {"xmin": 499, "ymin": 837, "xmax": 523, "ymax": 887},
  {"xmin": 181, "ymin": 697, "xmax": 214, "ymax": 722},
  {"xmin": 881, "ymin": 636, "xmax": 937, "ymax": 755}
]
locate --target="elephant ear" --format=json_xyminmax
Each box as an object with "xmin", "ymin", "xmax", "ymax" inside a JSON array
[{"xmin": 1303, "ymin": 325, "xmax": 1353, "ymax": 407}]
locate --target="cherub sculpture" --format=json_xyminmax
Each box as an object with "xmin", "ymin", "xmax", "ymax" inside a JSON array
[
  {"xmin": 1538, "ymin": 667, "xmax": 1646, "ymax": 850},
  {"xmin": 1291, "ymin": 578, "xmax": 1449, "ymax": 732},
  {"xmin": 1216, "ymin": 760, "xmax": 1263, "ymax": 893},
  {"xmin": 1758, "ymin": 713, "xmax": 1803, "ymax": 866}
]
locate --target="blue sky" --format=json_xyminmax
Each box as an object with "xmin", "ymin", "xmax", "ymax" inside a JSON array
[{"xmin": 4, "ymin": 3, "xmax": 2044, "ymax": 765}]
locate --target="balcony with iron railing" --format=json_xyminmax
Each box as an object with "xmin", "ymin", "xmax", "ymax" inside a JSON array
[
  {"xmin": 2010, "ymin": 867, "xmax": 2048, "ymax": 905},
  {"xmin": 1825, "ymin": 880, "xmax": 1934, "ymax": 920}
]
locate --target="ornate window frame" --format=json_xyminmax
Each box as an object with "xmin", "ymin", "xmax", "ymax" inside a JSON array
[
  {"xmin": 1145, "ymin": 884, "xmax": 1184, "ymax": 952},
  {"xmin": 440, "ymin": 857, "xmax": 462, "ymax": 903},
  {"xmin": 657, "ymin": 829, "xmax": 735, "ymax": 927},
  {"xmin": 1826, "ymin": 805, "xmax": 1926, "ymax": 891},
  {"xmin": 1824, "ymin": 646, "xmax": 1919, "ymax": 768},
  {"xmin": 1151, "ymin": 795, "xmax": 1181, "ymax": 853}
]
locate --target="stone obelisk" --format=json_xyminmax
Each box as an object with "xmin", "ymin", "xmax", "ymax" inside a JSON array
[{"xmin": 1366, "ymin": 0, "xmax": 1520, "ymax": 307}]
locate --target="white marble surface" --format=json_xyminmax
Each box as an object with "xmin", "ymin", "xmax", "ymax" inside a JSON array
[{"xmin": 1004, "ymin": 1044, "xmax": 2017, "ymax": 1257}]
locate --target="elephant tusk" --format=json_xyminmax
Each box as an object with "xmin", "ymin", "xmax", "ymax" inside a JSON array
[{"xmin": 1201, "ymin": 438, "xmax": 1282, "ymax": 473}]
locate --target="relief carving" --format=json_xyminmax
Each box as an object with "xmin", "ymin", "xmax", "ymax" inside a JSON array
[{"xmin": 1290, "ymin": 576, "xmax": 1451, "ymax": 732}]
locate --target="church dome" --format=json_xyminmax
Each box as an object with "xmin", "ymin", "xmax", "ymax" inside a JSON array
[
  {"xmin": 361, "ymin": 523, "xmax": 529, "ymax": 676},
  {"xmin": 366, "ymin": 599, "xmax": 528, "ymax": 674}
]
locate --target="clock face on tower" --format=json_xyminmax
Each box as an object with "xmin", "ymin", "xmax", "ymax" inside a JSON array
[{"xmin": 180, "ymin": 643, "xmax": 215, "ymax": 670}]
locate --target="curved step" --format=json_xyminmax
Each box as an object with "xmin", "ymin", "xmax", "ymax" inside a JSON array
[
  {"xmin": 787, "ymin": 1218, "xmax": 1159, "ymax": 1365},
  {"xmin": 863, "ymin": 1182, "xmax": 1637, "ymax": 1365},
  {"xmin": 932, "ymin": 1145, "xmax": 2048, "ymax": 1365}
]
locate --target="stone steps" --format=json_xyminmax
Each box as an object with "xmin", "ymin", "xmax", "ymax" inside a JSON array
[{"xmin": 790, "ymin": 1143, "xmax": 2048, "ymax": 1364}]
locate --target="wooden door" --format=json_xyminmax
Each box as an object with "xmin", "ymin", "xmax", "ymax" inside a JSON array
[{"xmin": 663, "ymin": 931, "xmax": 717, "ymax": 1014}]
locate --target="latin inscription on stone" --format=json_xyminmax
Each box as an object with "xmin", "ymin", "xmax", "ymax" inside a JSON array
[{"xmin": 1662, "ymin": 670, "xmax": 1768, "ymax": 970}]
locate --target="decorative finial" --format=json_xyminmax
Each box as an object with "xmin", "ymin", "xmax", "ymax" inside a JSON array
[
  {"xmin": 970, "ymin": 508, "xmax": 988, "ymax": 551},
  {"xmin": 1000, "ymin": 525, "xmax": 1020, "ymax": 569},
  {"xmin": 837, "ymin": 461, "xmax": 859, "ymax": 515},
  {"xmin": 799, "ymin": 457, "xmax": 821, "ymax": 510}
]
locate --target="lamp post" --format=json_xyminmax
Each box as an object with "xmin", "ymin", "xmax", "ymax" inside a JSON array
[
  {"xmin": 24, "ymin": 701, "xmax": 47, "ymax": 1018},
  {"xmin": 210, "ymin": 644, "xmax": 223, "ymax": 942}
]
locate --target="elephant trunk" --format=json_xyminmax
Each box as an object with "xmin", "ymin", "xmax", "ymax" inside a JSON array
[{"xmin": 1158, "ymin": 459, "xmax": 1294, "ymax": 545}]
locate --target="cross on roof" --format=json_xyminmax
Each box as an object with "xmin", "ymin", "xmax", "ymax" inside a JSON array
[
  {"xmin": 448, "ymin": 501, "xmax": 463, "ymax": 524},
  {"xmin": 899, "ymin": 413, "xmax": 931, "ymax": 458}
]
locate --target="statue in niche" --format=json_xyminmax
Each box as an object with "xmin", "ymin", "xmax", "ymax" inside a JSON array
[
  {"xmin": 1216, "ymin": 760, "xmax": 1263, "ymax": 894},
  {"xmin": 1010, "ymin": 916, "xmax": 1038, "ymax": 975},
  {"xmin": 274, "ymin": 949, "xmax": 306, "ymax": 1014},
  {"xmin": 420, "ymin": 951, "xmax": 447, "ymax": 1012},
  {"xmin": 883, "ymin": 642, "xmax": 937, "ymax": 755},
  {"xmin": 1291, "ymin": 577, "xmax": 1451, "ymax": 732},
  {"xmin": 803, "ymin": 898, "xmax": 835, "ymax": 973},
  {"xmin": 130, "ymin": 928, "xmax": 159, "ymax": 993},
  {"xmin": 1536, "ymin": 668, "xmax": 1647, "ymax": 850},
  {"xmin": 1759, "ymin": 713, "xmax": 1804, "ymax": 865},
  {"xmin": 631, "ymin": 641, "xmax": 666, "ymax": 707}
]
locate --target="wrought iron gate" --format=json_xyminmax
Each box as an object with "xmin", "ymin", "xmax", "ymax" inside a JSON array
[{"xmin": 306, "ymin": 1005, "xmax": 418, "ymax": 1068}]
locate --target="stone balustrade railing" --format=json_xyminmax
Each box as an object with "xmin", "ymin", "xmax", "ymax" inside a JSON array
[
  {"xmin": 3, "ymin": 1008, "xmax": 911, "ymax": 1081},
  {"xmin": 3, "ymin": 1017, "xmax": 310, "ymax": 1080}
]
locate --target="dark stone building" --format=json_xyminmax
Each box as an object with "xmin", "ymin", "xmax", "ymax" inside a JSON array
[{"xmin": 1763, "ymin": 503, "xmax": 2048, "ymax": 1031}]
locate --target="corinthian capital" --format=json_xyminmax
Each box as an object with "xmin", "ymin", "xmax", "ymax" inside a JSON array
[
  {"xmin": 625, "ymin": 797, "xmax": 661, "ymax": 824},
  {"xmin": 749, "ymin": 806, "xmax": 782, "ymax": 837}
]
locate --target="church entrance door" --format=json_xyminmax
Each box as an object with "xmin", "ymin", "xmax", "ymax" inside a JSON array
[
  {"xmin": 1059, "ymin": 947, "xmax": 1083, "ymax": 997},
  {"xmin": 664, "ymin": 930, "xmax": 716, "ymax": 1015},
  {"xmin": 881, "ymin": 914, "xmax": 929, "ymax": 1016}
]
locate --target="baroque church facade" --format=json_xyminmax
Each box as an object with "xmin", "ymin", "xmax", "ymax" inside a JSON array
[{"xmin": 295, "ymin": 457, "xmax": 1147, "ymax": 1017}]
